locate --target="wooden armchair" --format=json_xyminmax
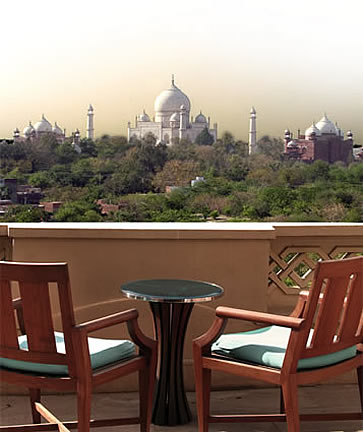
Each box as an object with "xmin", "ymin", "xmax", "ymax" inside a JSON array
[
  {"xmin": 0, "ymin": 261, "xmax": 157, "ymax": 432},
  {"xmin": 193, "ymin": 256, "xmax": 363, "ymax": 432}
]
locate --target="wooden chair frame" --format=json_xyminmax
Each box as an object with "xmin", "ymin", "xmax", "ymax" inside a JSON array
[
  {"xmin": 193, "ymin": 256, "xmax": 363, "ymax": 432},
  {"xmin": 0, "ymin": 261, "xmax": 157, "ymax": 432}
]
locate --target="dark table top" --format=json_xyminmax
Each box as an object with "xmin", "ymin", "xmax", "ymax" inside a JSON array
[{"xmin": 121, "ymin": 279, "xmax": 224, "ymax": 303}]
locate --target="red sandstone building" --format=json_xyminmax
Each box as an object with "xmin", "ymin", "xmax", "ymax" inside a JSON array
[{"xmin": 284, "ymin": 114, "xmax": 354, "ymax": 164}]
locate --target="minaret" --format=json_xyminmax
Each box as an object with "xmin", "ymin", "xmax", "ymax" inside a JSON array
[
  {"xmin": 13, "ymin": 128, "xmax": 20, "ymax": 141},
  {"xmin": 179, "ymin": 105, "xmax": 187, "ymax": 140},
  {"xmin": 248, "ymin": 106, "xmax": 257, "ymax": 155},
  {"xmin": 86, "ymin": 104, "xmax": 94, "ymax": 140},
  {"xmin": 127, "ymin": 121, "xmax": 131, "ymax": 142}
]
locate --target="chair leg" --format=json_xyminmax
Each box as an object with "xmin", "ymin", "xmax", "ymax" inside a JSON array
[
  {"xmin": 279, "ymin": 386, "xmax": 285, "ymax": 414},
  {"xmin": 194, "ymin": 366, "xmax": 211, "ymax": 432},
  {"xmin": 282, "ymin": 377, "xmax": 300, "ymax": 432},
  {"xmin": 77, "ymin": 381, "xmax": 92, "ymax": 432},
  {"xmin": 139, "ymin": 366, "xmax": 154, "ymax": 432},
  {"xmin": 29, "ymin": 388, "xmax": 41, "ymax": 424},
  {"xmin": 357, "ymin": 366, "xmax": 363, "ymax": 412}
]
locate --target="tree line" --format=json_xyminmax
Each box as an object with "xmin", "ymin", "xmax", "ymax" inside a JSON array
[{"xmin": 0, "ymin": 131, "xmax": 362, "ymax": 222}]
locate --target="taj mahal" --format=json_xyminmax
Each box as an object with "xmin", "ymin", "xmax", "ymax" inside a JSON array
[{"xmin": 127, "ymin": 77, "xmax": 218, "ymax": 145}]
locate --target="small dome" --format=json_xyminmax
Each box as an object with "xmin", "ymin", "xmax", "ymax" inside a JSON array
[
  {"xmin": 34, "ymin": 114, "xmax": 52, "ymax": 133},
  {"xmin": 53, "ymin": 122, "xmax": 63, "ymax": 135},
  {"xmin": 315, "ymin": 114, "xmax": 337, "ymax": 135},
  {"xmin": 138, "ymin": 109, "xmax": 150, "ymax": 122},
  {"xmin": 305, "ymin": 122, "xmax": 321, "ymax": 138},
  {"xmin": 287, "ymin": 140, "xmax": 297, "ymax": 148},
  {"xmin": 154, "ymin": 78, "xmax": 191, "ymax": 113},
  {"xmin": 23, "ymin": 122, "xmax": 35, "ymax": 136},
  {"xmin": 250, "ymin": 106, "xmax": 256, "ymax": 115},
  {"xmin": 170, "ymin": 112, "xmax": 180, "ymax": 122},
  {"xmin": 195, "ymin": 111, "xmax": 207, "ymax": 123}
]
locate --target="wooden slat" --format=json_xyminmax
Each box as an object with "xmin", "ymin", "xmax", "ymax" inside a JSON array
[
  {"xmin": 0, "ymin": 417, "xmax": 140, "ymax": 431},
  {"xmin": 35, "ymin": 403, "xmax": 70, "ymax": 432},
  {"xmin": 0, "ymin": 346, "xmax": 67, "ymax": 364},
  {"xmin": 339, "ymin": 273, "xmax": 363, "ymax": 340},
  {"xmin": 0, "ymin": 368, "xmax": 75, "ymax": 391},
  {"xmin": 56, "ymin": 279, "xmax": 76, "ymax": 377},
  {"xmin": 311, "ymin": 276, "xmax": 349, "ymax": 347},
  {"xmin": 203, "ymin": 356, "xmax": 281, "ymax": 384},
  {"xmin": 208, "ymin": 412, "xmax": 362, "ymax": 423},
  {"xmin": 0, "ymin": 262, "xmax": 68, "ymax": 283},
  {"xmin": 19, "ymin": 281, "xmax": 56, "ymax": 353},
  {"xmin": 0, "ymin": 280, "xmax": 19, "ymax": 349}
]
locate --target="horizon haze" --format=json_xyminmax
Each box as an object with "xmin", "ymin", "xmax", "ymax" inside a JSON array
[{"xmin": 1, "ymin": 0, "xmax": 362, "ymax": 144}]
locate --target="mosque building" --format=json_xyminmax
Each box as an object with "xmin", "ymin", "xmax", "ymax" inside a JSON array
[
  {"xmin": 13, "ymin": 115, "xmax": 66, "ymax": 143},
  {"xmin": 283, "ymin": 114, "xmax": 354, "ymax": 164},
  {"xmin": 128, "ymin": 77, "xmax": 217, "ymax": 145},
  {"xmin": 12, "ymin": 106, "xmax": 95, "ymax": 152}
]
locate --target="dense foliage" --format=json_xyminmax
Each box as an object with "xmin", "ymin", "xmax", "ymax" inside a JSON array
[{"xmin": 0, "ymin": 132, "xmax": 362, "ymax": 222}]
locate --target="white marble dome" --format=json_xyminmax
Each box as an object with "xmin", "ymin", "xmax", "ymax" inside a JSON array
[
  {"xmin": 34, "ymin": 115, "xmax": 52, "ymax": 133},
  {"xmin": 53, "ymin": 122, "xmax": 63, "ymax": 135},
  {"xmin": 23, "ymin": 122, "xmax": 35, "ymax": 136},
  {"xmin": 305, "ymin": 122, "xmax": 321, "ymax": 138},
  {"xmin": 195, "ymin": 111, "xmax": 207, "ymax": 123},
  {"xmin": 138, "ymin": 110, "xmax": 150, "ymax": 122},
  {"xmin": 154, "ymin": 79, "xmax": 191, "ymax": 113},
  {"xmin": 315, "ymin": 114, "xmax": 337, "ymax": 135}
]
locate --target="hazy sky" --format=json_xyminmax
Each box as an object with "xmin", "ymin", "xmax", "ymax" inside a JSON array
[{"xmin": 1, "ymin": 0, "xmax": 362, "ymax": 143}]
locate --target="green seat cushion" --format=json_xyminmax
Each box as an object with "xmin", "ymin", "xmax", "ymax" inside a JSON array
[
  {"xmin": 0, "ymin": 331, "xmax": 136, "ymax": 376},
  {"xmin": 212, "ymin": 325, "xmax": 357, "ymax": 370}
]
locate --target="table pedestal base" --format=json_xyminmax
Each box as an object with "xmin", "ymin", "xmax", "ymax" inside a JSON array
[{"xmin": 150, "ymin": 302, "xmax": 194, "ymax": 426}]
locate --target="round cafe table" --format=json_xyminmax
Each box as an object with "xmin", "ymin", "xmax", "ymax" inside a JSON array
[{"xmin": 121, "ymin": 279, "xmax": 223, "ymax": 426}]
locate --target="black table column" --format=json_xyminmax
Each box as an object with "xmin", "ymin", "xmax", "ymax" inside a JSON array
[{"xmin": 150, "ymin": 302, "xmax": 194, "ymax": 426}]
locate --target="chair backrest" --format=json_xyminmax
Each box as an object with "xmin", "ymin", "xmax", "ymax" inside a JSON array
[
  {"xmin": 298, "ymin": 256, "xmax": 363, "ymax": 361},
  {"xmin": 0, "ymin": 261, "xmax": 77, "ymax": 376}
]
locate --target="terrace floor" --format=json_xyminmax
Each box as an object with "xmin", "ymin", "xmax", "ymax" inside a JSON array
[{"xmin": 1, "ymin": 384, "xmax": 362, "ymax": 432}]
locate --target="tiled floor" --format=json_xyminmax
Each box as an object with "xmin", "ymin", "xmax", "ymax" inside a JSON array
[{"xmin": 1, "ymin": 385, "xmax": 362, "ymax": 432}]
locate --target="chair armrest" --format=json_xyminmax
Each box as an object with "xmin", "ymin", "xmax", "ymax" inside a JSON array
[
  {"xmin": 74, "ymin": 308, "xmax": 139, "ymax": 334},
  {"xmin": 13, "ymin": 298, "xmax": 26, "ymax": 335},
  {"xmin": 216, "ymin": 306, "xmax": 305, "ymax": 329},
  {"xmin": 73, "ymin": 308, "xmax": 157, "ymax": 357}
]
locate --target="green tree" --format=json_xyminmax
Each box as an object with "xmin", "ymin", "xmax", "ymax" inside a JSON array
[
  {"xmin": 152, "ymin": 160, "xmax": 200, "ymax": 191},
  {"xmin": 96, "ymin": 135, "xmax": 130, "ymax": 158},
  {"xmin": 104, "ymin": 158, "xmax": 148, "ymax": 195},
  {"xmin": 49, "ymin": 164, "xmax": 73, "ymax": 186},
  {"xmin": 195, "ymin": 127, "xmax": 214, "ymax": 146},
  {"xmin": 256, "ymin": 135, "xmax": 284, "ymax": 159},
  {"xmin": 55, "ymin": 141, "xmax": 78, "ymax": 164},
  {"xmin": 53, "ymin": 201, "xmax": 102, "ymax": 222},
  {"xmin": 28, "ymin": 171, "xmax": 53, "ymax": 189},
  {"xmin": 71, "ymin": 159, "xmax": 96, "ymax": 187},
  {"xmin": 2, "ymin": 205, "xmax": 47, "ymax": 222},
  {"xmin": 79, "ymin": 138, "xmax": 97, "ymax": 157},
  {"xmin": 28, "ymin": 135, "xmax": 59, "ymax": 171}
]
